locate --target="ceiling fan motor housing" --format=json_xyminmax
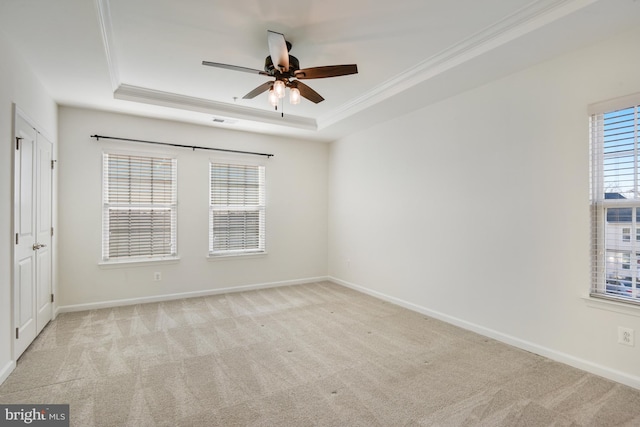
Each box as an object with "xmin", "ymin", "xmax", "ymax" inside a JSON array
[{"xmin": 264, "ymin": 55, "xmax": 300, "ymax": 75}]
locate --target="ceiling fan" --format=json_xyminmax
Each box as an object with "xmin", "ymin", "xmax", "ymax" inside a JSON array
[{"xmin": 202, "ymin": 30, "xmax": 358, "ymax": 106}]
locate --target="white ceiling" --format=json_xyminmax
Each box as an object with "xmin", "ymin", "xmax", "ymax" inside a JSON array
[{"xmin": 0, "ymin": 0, "xmax": 639, "ymax": 141}]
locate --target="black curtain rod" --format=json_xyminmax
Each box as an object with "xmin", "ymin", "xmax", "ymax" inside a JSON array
[{"xmin": 90, "ymin": 135, "xmax": 274, "ymax": 158}]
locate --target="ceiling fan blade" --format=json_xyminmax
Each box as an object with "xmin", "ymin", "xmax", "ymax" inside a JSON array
[
  {"xmin": 242, "ymin": 81, "xmax": 273, "ymax": 99},
  {"xmin": 294, "ymin": 64, "xmax": 358, "ymax": 79},
  {"xmin": 292, "ymin": 81, "xmax": 324, "ymax": 104},
  {"xmin": 202, "ymin": 61, "xmax": 269, "ymax": 76},
  {"xmin": 267, "ymin": 30, "xmax": 289, "ymax": 72}
]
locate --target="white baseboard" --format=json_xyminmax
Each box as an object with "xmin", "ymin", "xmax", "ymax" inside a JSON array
[
  {"xmin": 56, "ymin": 276, "xmax": 329, "ymax": 315},
  {"xmin": 329, "ymin": 276, "xmax": 640, "ymax": 391},
  {"xmin": 0, "ymin": 360, "xmax": 16, "ymax": 386}
]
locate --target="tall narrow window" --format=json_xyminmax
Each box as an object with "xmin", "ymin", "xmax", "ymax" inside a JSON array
[
  {"xmin": 590, "ymin": 95, "xmax": 640, "ymax": 302},
  {"xmin": 209, "ymin": 162, "xmax": 265, "ymax": 256},
  {"xmin": 102, "ymin": 153, "xmax": 177, "ymax": 261}
]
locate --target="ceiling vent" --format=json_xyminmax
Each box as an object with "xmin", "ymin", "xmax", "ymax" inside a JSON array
[{"xmin": 212, "ymin": 117, "xmax": 238, "ymax": 124}]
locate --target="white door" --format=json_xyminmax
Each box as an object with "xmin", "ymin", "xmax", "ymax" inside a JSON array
[
  {"xmin": 13, "ymin": 112, "xmax": 52, "ymax": 359},
  {"xmin": 35, "ymin": 133, "xmax": 53, "ymax": 334}
]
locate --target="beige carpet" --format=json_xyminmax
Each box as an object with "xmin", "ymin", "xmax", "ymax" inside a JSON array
[{"xmin": 1, "ymin": 281, "xmax": 640, "ymax": 426}]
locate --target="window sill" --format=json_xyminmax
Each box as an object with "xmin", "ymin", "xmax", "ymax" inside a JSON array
[
  {"xmin": 582, "ymin": 294, "xmax": 640, "ymax": 317},
  {"xmin": 99, "ymin": 257, "xmax": 180, "ymax": 268},
  {"xmin": 207, "ymin": 252, "xmax": 267, "ymax": 261}
]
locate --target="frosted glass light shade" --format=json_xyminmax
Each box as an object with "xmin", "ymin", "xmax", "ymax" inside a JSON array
[
  {"xmin": 289, "ymin": 87, "xmax": 301, "ymax": 105},
  {"xmin": 274, "ymin": 80, "xmax": 285, "ymax": 98},
  {"xmin": 268, "ymin": 88, "xmax": 278, "ymax": 106}
]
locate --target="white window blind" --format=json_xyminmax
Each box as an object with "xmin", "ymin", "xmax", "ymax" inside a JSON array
[
  {"xmin": 102, "ymin": 153, "xmax": 177, "ymax": 261},
  {"xmin": 209, "ymin": 162, "xmax": 265, "ymax": 256},
  {"xmin": 590, "ymin": 100, "xmax": 640, "ymax": 303}
]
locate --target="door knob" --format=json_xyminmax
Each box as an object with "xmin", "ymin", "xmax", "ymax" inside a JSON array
[{"xmin": 32, "ymin": 243, "xmax": 46, "ymax": 250}]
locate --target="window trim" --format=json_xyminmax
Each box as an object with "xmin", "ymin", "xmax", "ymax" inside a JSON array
[
  {"xmin": 583, "ymin": 294, "xmax": 640, "ymax": 316},
  {"xmin": 208, "ymin": 157, "xmax": 266, "ymax": 258},
  {"xmin": 101, "ymin": 151, "xmax": 178, "ymax": 264},
  {"xmin": 590, "ymin": 93, "xmax": 640, "ymax": 305}
]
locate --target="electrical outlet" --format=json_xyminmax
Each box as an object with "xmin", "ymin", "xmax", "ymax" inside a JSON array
[
  {"xmin": 618, "ymin": 326, "xmax": 634, "ymax": 346},
  {"xmin": 153, "ymin": 272, "xmax": 162, "ymax": 281}
]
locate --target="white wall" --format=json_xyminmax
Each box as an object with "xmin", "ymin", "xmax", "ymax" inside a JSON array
[
  {"xmin": 0, "ymin": 35, "xmax": 58, "ymax": 383},
  {"xmin": 57, "ymin": 107, "xmax": 328, "ymax": 308},
  {"xmin": 328, "ymin": 26, "xmax": 640, "ymax": 388}
]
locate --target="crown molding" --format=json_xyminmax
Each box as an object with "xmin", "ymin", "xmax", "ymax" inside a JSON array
[
  {"xmin": 95, "ymin": 0, "xmax": 120, "ymax": 91},
  {"xmin": 114, "ymin": 84, "xmax": 318, "ymax": 131},
  {"xmin": 317, "ymin": 0, "xmax": 598, "ymax": 130},
  {"xmin": 99, "ymin": 0, "xmax": 597, "ymax": 134}
]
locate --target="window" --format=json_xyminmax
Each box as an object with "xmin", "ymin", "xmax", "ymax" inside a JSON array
[
  {"xmin": 102, "ymin": 153, "xmax": 177, "ymax": 261},
  {"xmin": 209, "ymin": 162, "xmax": 265, "ymax": 256},
  {"xmin": 590, "ymin": 95, "xmax": 640, "ymax": 302}
]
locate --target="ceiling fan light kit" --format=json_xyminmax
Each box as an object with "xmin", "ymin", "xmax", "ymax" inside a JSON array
[{"xmin": 202, "ymin": 30, "xmax": 358, "ymax": 109}]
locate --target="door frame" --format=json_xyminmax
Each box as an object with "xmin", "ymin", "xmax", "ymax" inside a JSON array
[{"xmin": 11, "ymin": 105, "xmax": 55, "ymax": 360}]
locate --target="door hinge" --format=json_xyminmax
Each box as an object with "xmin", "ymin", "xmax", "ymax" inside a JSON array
[
  {"xmin": 51, "ymin": 227, "xmax": 54, "ymax": 237},
  {"xmin": 15, "ymin": 233, "xmax": 18, "ymax": 245},
  {"xmin": 51, "ymin": 159, "xmax": 56, "ymax": 169},
  {"xmin": 16, "ymin": 137, "xmax": 22, "ymax": 150},
  {"xmin": 15, "ymin": 328, "xmax": 19, "ymax": 339},
  {"xmin": 51, "ymin": 294, "xmax": 54, "ymax": 303}
]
